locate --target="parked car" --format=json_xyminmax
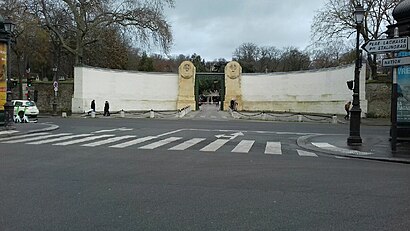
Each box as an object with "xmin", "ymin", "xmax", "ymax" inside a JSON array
[{"xmin": 12, "ymin": 100, "xmax": 39, "ymax": 118}]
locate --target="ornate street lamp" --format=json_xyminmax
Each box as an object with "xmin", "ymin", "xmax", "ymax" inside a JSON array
[
  {"xmin": 347, "ymin": 4, "xmax": 365, "ymax": 146},
  {"xmin": 0, "ymin": 16, "xmax": 16, "ymax": 129}
]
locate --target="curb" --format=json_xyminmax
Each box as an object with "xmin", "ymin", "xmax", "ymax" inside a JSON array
[
  {"xmin": 26, "ymin": 123, "xmax": 60, "ymax": 134},
  {"xmin": 0, "ymin": 123, "xmax": 60, "ymax": 136},
  {"xmin": 297, "ymin": 134, "xmax": 410, "ymax": 164}
]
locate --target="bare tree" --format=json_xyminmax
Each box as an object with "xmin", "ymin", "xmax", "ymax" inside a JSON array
[
  {"xmin": 311, "ymin": 0, "xmax": 400, "ymax": 78},
  {"xmin": 233, "ymin": 42, "xmax": 260, "ymax": 73},
  {"xmin": 27, "ymin": 0, "xmax": 174, "ymax": 65}
]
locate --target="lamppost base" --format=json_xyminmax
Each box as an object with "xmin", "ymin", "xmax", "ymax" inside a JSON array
[
  {"xmin": 4, "ymin": 102, "xmax": 15, "ymax": 130},
  {"xmin": 52, "ymin": 102, "xmax": 58, "ymax": 116},
  {"xmin": 347, "ymin": 136, "xmax": 362, "ymax": 146}
]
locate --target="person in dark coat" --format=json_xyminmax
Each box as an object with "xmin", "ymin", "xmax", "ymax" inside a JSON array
[
  {"xmin": 344, "ymin": 101, "xmax": 351, "ymax": 120},
  {"xmin": 104, "ymin": 101, "xmax": 110, "ymax": 116},
  {"xmin": 91, "ymin": 100, "xmax": 96, "ymax": 112}
]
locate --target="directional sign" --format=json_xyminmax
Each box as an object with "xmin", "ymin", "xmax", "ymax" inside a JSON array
[
  {"xmin": 382, "ymin": 56, "xmax": 410, "ymax": 67},
  {"xmin": 53, "ymin": 81, "xmax": 58, "ymax": 92},
  {"xmin": 362, "ymin": 37, "xmax": 408, "ymax": 54}
]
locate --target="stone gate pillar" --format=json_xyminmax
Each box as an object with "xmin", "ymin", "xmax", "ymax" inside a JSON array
[
  {"xmin": 224, "ymin": 61, "xmax": 242, "ymax": 111},
  {"xmin": 177, "ymin": 61, "xmax": 196, "ymax": 110}
]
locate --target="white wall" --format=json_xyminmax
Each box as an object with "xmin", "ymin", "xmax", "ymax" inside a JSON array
[
  {"xmin": 72, "ymin": 64, "xmax": 367, "ymax": 116},
  {"xmin": 242, "ymin": 65, "xmax": 367, "ymax": 115},
  {"xmin": 72, "ymin": 66, "xmax": 179, "ymax": 113}
]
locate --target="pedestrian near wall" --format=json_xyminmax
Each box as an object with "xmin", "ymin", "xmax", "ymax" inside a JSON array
[
  {"xmin": 91, "ymin": 100, "xmax": 96, "ymax": 112},
  {"xmin": 104, "ymin": 101, "xmax": 110, "ymax": 116},
  {"xmin": 344, "ymin": 101, "xmax": 351, "ymax": 120}
]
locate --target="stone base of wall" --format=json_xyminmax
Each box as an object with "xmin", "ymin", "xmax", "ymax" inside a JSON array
[
  {"xmin": 11, "ymin": 81, "xmax": 74, "ymax": 114},
  {"xmin": 242, "ymin": 100, "xmax": 368, "ymax": 117},
  {"xmin": 366, "ymin": 82, "xmax": 391, "ymax": 118}
]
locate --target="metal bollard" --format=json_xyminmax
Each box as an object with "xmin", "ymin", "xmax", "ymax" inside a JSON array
[
  {"xmin": 332, "ymin": 115, "xmax": 338, "ymax": 124},
  {"xmin": 91, "ymin": 111, "xmax": 96, "ymax": 118},
  {"xmin": 297, "ymin": 114, "xmax": 303, "ymax": 122},
  {"xmin": 150, "ymin": 109, "xmax": 154, "ymax": 118},
  {"xmin": 120, "ymin": 110, "xmax": 125, "ymax": 118}
]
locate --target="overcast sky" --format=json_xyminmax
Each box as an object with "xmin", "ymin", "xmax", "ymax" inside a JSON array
[{"xmin": 162, "ymin": 0, "xmax": 326, "ymax": 61}]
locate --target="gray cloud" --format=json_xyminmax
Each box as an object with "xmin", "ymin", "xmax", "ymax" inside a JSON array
[{"xmin": 162, "ymin": 0, "xmax": 325, "ymax": 60}]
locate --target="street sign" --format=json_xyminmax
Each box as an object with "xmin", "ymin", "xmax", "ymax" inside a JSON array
[
  {"xmin": 362, "ymin": 37, "xmax": 409, "ymax": 54},
  {"xmin": 382, "ymin": 56, "xmax": 410, "ymax": 67},
  {"xmin": 53, "ymin": 81, "xmax": 58, "ymax": 92}
]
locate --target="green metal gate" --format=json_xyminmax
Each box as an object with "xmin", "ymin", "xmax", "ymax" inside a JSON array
[{"xmin": 195, "ymin": 73, "xmax": 225, "ymax": 110}]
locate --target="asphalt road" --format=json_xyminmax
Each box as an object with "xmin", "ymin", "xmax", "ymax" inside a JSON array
[{"xmin": 0, "ymin": 117, "xmax": 409, "ymax": 230}]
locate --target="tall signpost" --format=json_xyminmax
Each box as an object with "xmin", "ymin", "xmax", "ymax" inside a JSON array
[{"xmin": 363, "ymin": 34, "xmax": 410, "ymax": 151}]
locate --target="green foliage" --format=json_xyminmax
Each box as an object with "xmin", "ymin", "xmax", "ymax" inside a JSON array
[{"xmin": 138, "ymin": 52, "xmax": 154, "ymax": 72}]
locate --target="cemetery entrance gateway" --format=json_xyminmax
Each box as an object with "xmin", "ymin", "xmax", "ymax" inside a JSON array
[{"xmin": 195, "ymin": 73, "xmax": 225, "ymax": 110}]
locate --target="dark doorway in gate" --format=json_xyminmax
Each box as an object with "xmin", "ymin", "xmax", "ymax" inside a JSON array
[{"xmin": 195, "ymin": 73, "xmax": 225, "ymax": 111}]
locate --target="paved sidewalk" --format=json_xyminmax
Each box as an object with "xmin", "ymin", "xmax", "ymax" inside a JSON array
[
  {"xmin": 0, "ymin": 122, "xmax": 59, "ymax": 137},
  {"xmin": 298, "ymin": 132, "xmax": 410, "ymax": 164}
]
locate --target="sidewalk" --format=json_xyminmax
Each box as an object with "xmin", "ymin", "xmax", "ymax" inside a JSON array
[
  {"xmin": 0, "ymin": 122, "xmax": 59, "ymax": 136},
  {"xmin": 298, "ymin": 122, "xmax": 410, "ymax": 164}
]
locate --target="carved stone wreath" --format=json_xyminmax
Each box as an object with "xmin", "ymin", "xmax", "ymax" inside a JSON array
[
  {"xmin": 226, "ymin": 61, "xmax": 240, "ymax": 79},
  {"xmin": 179, "ymin": 61, "xmax": 194, "ymax": 79}
]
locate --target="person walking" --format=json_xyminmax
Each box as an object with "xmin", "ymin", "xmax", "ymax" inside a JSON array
[
  {"xmin": 87, "ymin": 99, "xmax": 96, "ymax": 115},
  {"xmin": 91, "ymin": 100, "xmax": 96, "ymax": 112},
  {"xmin": 344, "ymin": 101, "xmax": 351, "ymax": 120},
  {"xmin": 104, "ymin": 101, "xmax": 110, "ymax": 116}
]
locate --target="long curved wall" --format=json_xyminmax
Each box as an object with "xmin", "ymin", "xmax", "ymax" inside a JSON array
[
  {"xmin": 72, "ymin": 63, "xmax": 367, "ymax": 116},
  {"xmin": 72, "ymin": 66, "xmax": 178, "ymax": 113},
  {"xmin": 242, "ymin": 65, "xmax": 367, "ymax": 115}
]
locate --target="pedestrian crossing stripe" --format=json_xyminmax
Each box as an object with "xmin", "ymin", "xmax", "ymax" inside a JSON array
[
  {"xmin": 0, "ymin": 130, "xmax": 19, "ymax": 136},
  {"xmin": 0, "ymin": 132, "xmax": 50, "ymax": 142},
  {"xmin": 82, "ymin": 135, "xmax": 137, "ymax": 147},
  {"xmin": 139, "ymin": 137, "xmax": 182, "ymax": 149},
  {"xmin": 53, "ymin": 134, "xmax": 115, "ymax": 146},
  {"xmin": 28, "ymin": 134, "xmax": 93, "ymax": 145},
  {"xmin": 109, "ymin": 136, "xmax": 157, "ymax": 148},
  {"xmin": 311, "ymin": 142, "xmax": 373, "ymax": 155},
  {"xmin": 0, "ymin": 132, "xmax": 320, "ymax": 157},
  {"xmin": 168, "ymin": 138, "xmax": 206, "ymax": 150},
  {"xmin": 296, "ymin": 149, "xmax": 318, "ymax": 157},
  {"xmin": 232, "ymin": 140, "xmax": 255, "ymax": 153},
  {"xmin": 2, "ymin": 133, "xmax": 72, "ymax": 144},
  {"xmin": 200, "ymin": 139, "xmax": 230, "ymax": 152},
  {"xmin": 265, "ymin": 142, "xmax": 282, "ymax": 155}
]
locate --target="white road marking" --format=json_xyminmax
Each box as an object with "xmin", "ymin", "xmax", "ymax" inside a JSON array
[
  {"xmin": 92, "ymin": 127, "xmax": 133, "ymax": 133},
  {"xmin": 27, "ymin": 134, "xmax": 92, "ymax": 144},
  {"xmin": 200, "ymin": 139, "xmax": 230, "ymax": 152},
  {"xmin": 232, "ymin": 140, "xmax": 255, "ymax": 153},
  {"xmin": 0, "ymin": 130, "xmax": 18, "ymax": 136},
  {"xmin": 168, "ymin": 138, "xmax": 206, "ymax": 150},
  {"xmin": 110, "ymin": 136, "xmax": 157, "ymax": 148},
  {"xmin": 110, "ymin": 129, "xmax": 183, "ymax": 148},
  {"xmin": 312, "ymin": 142, "xmax": 373, "ymax": 155},
  {"xmin": 297, "ymin": 149, "xmax": 318, "ymax": 157},
  {"xmin": 2, "ymin": 133, "xmax": 72, "ymax": 144},
  {"xmin": 0, "ymin": 132, "xmax": 50, "ymax": 142},
  {"xmin": 53, "ymin": 135, "xmax": 114, "ymax": 146},
  {"xmin": 82, "ymin": 135, "xmax": 136, "ymax": 147},
  {"xmin": 139, "ymin": 137, "xmax": 182, "ymax": 149},
  {"xmin": 265, "ymin": 142, "xmax": 282, "ymax": 155}
]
